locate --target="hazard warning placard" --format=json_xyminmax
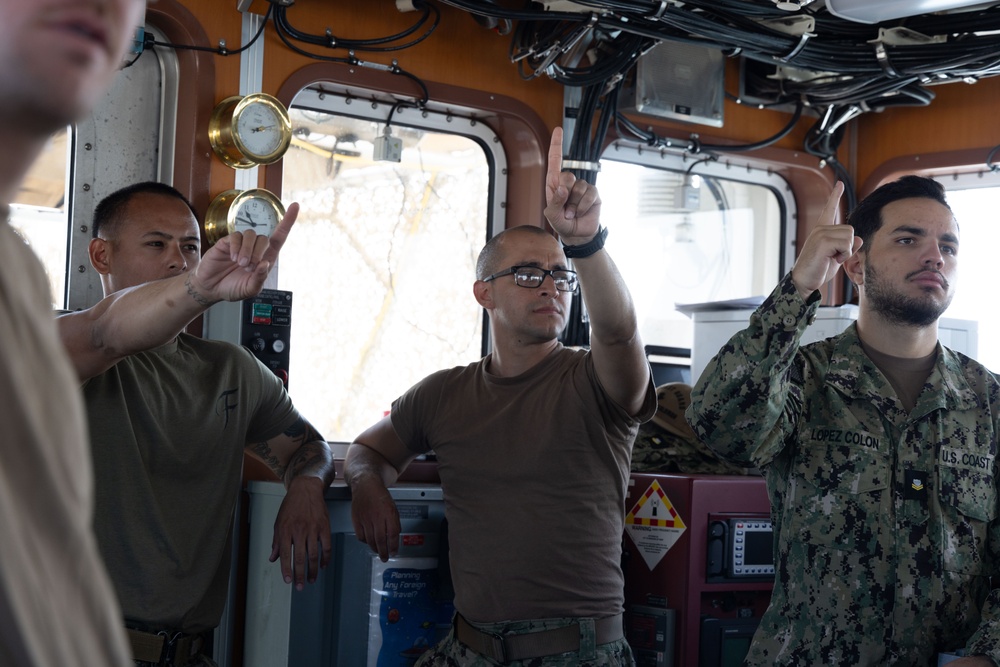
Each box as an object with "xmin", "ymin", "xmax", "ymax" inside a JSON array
[{"xmin": 625, "ymin": 479, "xmax": 686, "ymax": 570}]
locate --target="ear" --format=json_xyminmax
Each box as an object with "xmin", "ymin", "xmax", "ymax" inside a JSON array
[
  {"xmin": 842, "ymin": 237, "xmax": 865, "ymax": 287},
  {"xmin": 89, "ymin": 238, "xmax": 112, "ymax": 276},
  {"xmin": 473, "ymin": 279, "xmax": 494, "ymax": 310}
]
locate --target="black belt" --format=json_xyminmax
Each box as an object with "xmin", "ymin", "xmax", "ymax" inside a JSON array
[
  {"xmin": 126, "ymin": 627, "xmax": 208, "ymax": 666},
  {"xmin": 455, "ymin": 612, "xmax": 624, "ymax": 662}
]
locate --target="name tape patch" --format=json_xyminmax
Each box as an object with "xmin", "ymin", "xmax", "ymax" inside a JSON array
[{"xmin": 808, "ymin": 427, "xmax": 881, "ymax": 450}]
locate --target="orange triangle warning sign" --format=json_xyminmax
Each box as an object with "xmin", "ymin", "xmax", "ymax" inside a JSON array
[{"xmin": 626, "ymin": 479, "xmax": 686, "ymax": 529}]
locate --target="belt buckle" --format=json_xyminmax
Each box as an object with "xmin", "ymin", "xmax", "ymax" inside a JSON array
[
  {"xmin": 485, "ymin": 629, "xmax": 508, "ymax": 664},
  {"xmin": 158, "ymin": 630, "xmax": 183, "ymax": 666}
]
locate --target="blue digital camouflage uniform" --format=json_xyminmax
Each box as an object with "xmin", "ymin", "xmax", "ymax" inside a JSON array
[{"xmin": 686, "ymin": 273, "xmax": 1000, "ymax": 666}]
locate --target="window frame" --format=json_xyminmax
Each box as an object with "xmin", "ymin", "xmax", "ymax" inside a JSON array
[
  {"xmin": 286, "ymin": 85, "xmax": 510, "ymax": 361},
  {"xmin": 68, "ymin": 23, "xmax": 180, "ymax": 310},
  {"xmin": 599, "ymin": 138, "xmax": 798, "ymax": 279},
  {"xmin": 271, "ymin": 85, "xmax": 507, "ymax": 440},
  {"xmin": 290, "ymin": 85, "xmax": 508, "ymax": 241}
]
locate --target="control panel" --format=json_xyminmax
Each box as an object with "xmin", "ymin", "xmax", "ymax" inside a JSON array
[
  {"xmin": 624, "ymin": 474, "xmax": 774, "ymax": 667},
  {"xmin": 706, "ymin": 515, "xmax": 774, "ymax": 582},
  {"xmin": 240, "ymin": 288, "xmax": 292, "ymax": 387}
]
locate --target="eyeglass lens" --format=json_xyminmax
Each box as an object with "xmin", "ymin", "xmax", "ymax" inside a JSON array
[{"xmin": 514, "ymin": 267, "xmax": 578, "ymax": 292}]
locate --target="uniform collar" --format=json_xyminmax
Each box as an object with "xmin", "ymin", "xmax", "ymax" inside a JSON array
[{"xmin": 825, "ymin": 322, "xmax": 979, "ymax": 420}]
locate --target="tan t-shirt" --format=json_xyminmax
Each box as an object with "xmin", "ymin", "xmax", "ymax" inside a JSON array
[
  {"xmin": 391, "ymin": 345, "xmax": 656, "ymax": 623},
  {"xmin": 84, "ymin": 334, "xmax": 300, "ymax": 632},
  {"xmin": 860, "ymin": 339, "xmax": 937, "ymax": 413},
  {"xmin": 0, "ymin": 221, "xmax": 131, "ymax": 666}
]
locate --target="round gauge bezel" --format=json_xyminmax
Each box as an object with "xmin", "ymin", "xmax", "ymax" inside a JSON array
[
  {"xmin": 208, "ymin": 93, "xmax": 292, "ymax": 169},
  {"xmin": 204, "ymin": 188, "xmax": 286, "ymax": 246},
  {"xmin": 229, "ymin": 188, "xmax": 285, "ymax": 236}
]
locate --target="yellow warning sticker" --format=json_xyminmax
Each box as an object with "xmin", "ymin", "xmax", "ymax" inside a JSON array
[
  {"xmin": 625, "ymin": 479, "xmax": 687, "ymax": 570},
  {"xmin": 626, "ymin": 479, "xmax": 687, "ymax": 528}
]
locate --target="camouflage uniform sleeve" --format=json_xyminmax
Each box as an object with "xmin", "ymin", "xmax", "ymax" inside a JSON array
[
  {"xmin": 686, "ymin": 272, "xmax": 821, "ymax": 468},
  {"xmin": 965, "ymin": 453, "xmax": 1000, "ymax": 664},
  {"xmin": 967, "ymin": 586, "xmax": 1000, "ymax": 664}
]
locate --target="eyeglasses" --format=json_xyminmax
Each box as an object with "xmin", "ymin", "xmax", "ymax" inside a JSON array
[{"xmin": 483, "ymin": 265, "xmax": 580, "ymax": 293}]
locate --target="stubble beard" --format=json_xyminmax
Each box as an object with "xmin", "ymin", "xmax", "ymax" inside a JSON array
[{"xmin": 863, "ymin": 255, "xmax": 952, "ymax": 327}]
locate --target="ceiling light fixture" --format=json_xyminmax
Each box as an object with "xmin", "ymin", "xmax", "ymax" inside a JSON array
[{"xmin": 826, "ymin": 0, "xmax": 994, "ymax": 24}]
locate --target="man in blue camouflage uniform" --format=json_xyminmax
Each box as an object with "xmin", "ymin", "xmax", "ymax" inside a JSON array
[{"xmin": 687, "ymin": 176, "xmax": 999, "ymax": 667}]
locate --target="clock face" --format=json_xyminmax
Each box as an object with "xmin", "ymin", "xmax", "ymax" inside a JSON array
[
  {"xmin": 233, "ymin": 195, "xmax": 281, "ymax": 235},
  {"xmin": 236, "ymin": 102, "xmax": 286, "ymax": 158},
  {"xmin": 209, "ymin": 94, "xmax": 291, "ymax": 168}
]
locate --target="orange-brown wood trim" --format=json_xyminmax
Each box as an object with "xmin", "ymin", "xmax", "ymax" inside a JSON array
[
  {"xmin": 264, "ymin": 62, "xmax": 553, "ymax": 234},
  {"xmin": 147, "ymin": 0, "xmax": 217, "ymax": 221},
  {"xmin": 854, "ymin": 76, "xmax": 1000, "ymax": 188},
  {"xmin": 861, "ymin": 147, "xmax": 1000, "ymax": 196},
  {"xmin": 146, "ymin": 1, "xmax": 218, "ymax": 339}
]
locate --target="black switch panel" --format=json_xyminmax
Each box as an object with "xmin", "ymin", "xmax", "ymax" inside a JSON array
[{"xmin": 241, "ymin": 288, "xmax": 292, "ymax": 387}]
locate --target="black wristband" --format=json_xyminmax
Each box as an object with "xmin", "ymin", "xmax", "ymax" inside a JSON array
[{"xmin": 562, "ymin": 226, "xmax": 608, "ymax": 259}]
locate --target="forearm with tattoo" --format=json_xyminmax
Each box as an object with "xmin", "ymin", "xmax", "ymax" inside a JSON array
[
  {"xmin": 284, "ymin": 442, "xmax": 334, "ymax": 486},
  {"xmin": 248, "ymin": 417, "xmax": 335, "ymax": 486},
  {"xmin": 248, "ymin": 440, "xmax": 285, "ymax": 478},
  {"xmin": 184, "ymin": 274, "xmax": 212, "ymax": 307}
]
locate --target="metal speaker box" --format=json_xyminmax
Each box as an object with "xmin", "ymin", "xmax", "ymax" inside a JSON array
[{"xmin": 622, "ymin": 41, "xmax": 724, "ymax": 128}]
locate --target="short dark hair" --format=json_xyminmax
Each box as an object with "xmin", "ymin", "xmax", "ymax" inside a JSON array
[
  {"xmin": 475, "ymin": 225, "xmax": 554, "ymax": 280},
  {"xmin": 847, "ymin": 175, "xmax": 952, "ymax": 248},
  {"xmin": 93, "ymin": 182, "xmax": 197, "ymax": 240}
]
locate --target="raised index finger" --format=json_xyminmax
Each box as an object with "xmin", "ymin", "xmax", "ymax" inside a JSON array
[
  {"xmin": 262, "ymin": 201, "xmax": 299, "ymax": 265},
  {"xmin": 546, "ymin": 127, "xmax": 565, "ymax": 202},
  {"xmin": 818, "ymin": 181, "xmax": 846, "ymax": 227}
]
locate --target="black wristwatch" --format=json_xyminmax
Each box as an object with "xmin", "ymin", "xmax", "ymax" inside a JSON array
[{"xmin": 562, "ymin": 226, "xmax": 608, "ymax": 259}]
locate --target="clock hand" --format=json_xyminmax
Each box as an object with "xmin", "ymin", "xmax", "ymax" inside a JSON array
[
  {"xmin": 235, "ymin": 214, "xmax": 257, "ymax": 228},
  {"xmin": 250, "ymin": 125, "xmax": 275, "ymax": 133}
]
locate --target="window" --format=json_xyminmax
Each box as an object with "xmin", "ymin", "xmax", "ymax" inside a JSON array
[
  {"xmin": 9, "ymin": 128, "xmax": 70, "ymax": 309},
  {"xmin": 938, "ymin": 177, "xmax": 1000, "ymax": 371},
  {"xmin": 598, "ymin": 147, "xmax": 793, "ymax": 353},
  {"xmin": 25, "ymin": 21, "xmax": 174, "ymax": 312},
  {"xmin": 278, "ymin": 92, "xmax": 501, "ymax": 442}
]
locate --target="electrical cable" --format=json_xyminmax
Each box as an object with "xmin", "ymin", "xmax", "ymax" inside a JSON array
[
  {"xmin": 121, "ymin": 42, "xmax": 146, "ymax": 69},
  {"xmin": 610, "ymin": 98, "xmax": 804, "ymax": 157},
  {"xmin": 147, "ymin": 2, "xmax": 272, "ymax": 56},
  {"xmin": 987, "ymin": 143, "xmax": 1000, "ymax": 172},
  {"xmin": 138, "ymin": 0, "xmax": 1000, "ymax": 116},
  {"xmin": 685, "ymin": 156, "xmax": 717, "ymax": 174},
  {"xmin": 139, "ymin": 0, "xmax": 1000, "ymax": 256},
  {"xmin": 701, "ymin": 102, "xmax": 804, "ymax": 153},
  {"xmin": 434, "ymin": 0, "xmax": 592, "ymax": 23},
  {"xmin": 272, "ymin": 2, "xmax": 440, "ymax": 53}
]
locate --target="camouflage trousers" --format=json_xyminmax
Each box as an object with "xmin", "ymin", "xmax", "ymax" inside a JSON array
[{"xmin": 415, "ymin": 616, "xmax": 636, "ymax": 667}]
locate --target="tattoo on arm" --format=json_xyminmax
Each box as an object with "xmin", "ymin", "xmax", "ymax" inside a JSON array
[
  {"xmin": 284, "ymin": 417, "xmax": 308, "ymax": 440},
  {"xmin": 185, "ymin": 274, "xmax": 211, "ymax": 307},
  {"xmin": 249, "ymin": 440, "xmax": 286, "ymax": 479},
  {"xmin": 283, "ymin": 418, "xmax": 332, "ymax": 484},
  {"xmin": 248, "ymin": 418, "xmax": 332, "ymax": 484},
  {"xmin": 285, "ymin": 447, "xmax": 327, "ymax": 483}
]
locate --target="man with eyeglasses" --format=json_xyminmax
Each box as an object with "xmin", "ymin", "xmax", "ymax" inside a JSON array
[
  {"xmin": 482, "ymin": 265, "xmax": 580, "ymax": 292},
  {"xmin": 344, "ymin": 127, "xmax": 656, "ymax": 666}
]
